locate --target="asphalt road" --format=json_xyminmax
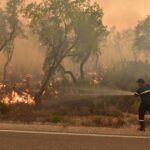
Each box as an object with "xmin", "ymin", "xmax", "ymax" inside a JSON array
[{"xmin": 0, "ymin": 130, "xmax": 150, "ymax": 150}]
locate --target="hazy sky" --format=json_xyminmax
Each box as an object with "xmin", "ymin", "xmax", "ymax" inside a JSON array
[
  {"xmin": 27, "ymin": 0, "xmax": 150, "ymax": 31},
  {"xmin": 99, "ymin": 0, "xmax": 150, "ymax": 31}
]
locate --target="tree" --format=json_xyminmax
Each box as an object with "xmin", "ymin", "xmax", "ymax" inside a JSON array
[
  {"xmin": 0, "ymin": 0, "xmax": 24, "ymax": 83},
  {"xmin": 0, "ymin": 1, "xmax": 17, "ymax": 52},
  {"xmin": 71, "ymin": 3, "xmax": 107, "ymax": 79},
  {"xmin": 3, "ymin": 43, "xmax": 14, "ymax": 83},
  {"xmin": 59, "ymin": 65, "xmax": 77, "ymax": 83},
  {"xmin": 134, "ymin": 16, "xmax": 150, "ymax": 51},
  {"xmin": 25, "ymin": 0, "xmax": 107, "ymax": 106}
]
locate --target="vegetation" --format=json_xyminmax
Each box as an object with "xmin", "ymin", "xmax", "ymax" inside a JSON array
[
  {"xmin": 0, "ymin": 0, "xmax": 24, "ymax": 83},
  {"xmin": 25, "ymin": 0, "xmax": 107, "ymax": 106},
  {"xmin": 0, "ymin": 0, "xmax": 150, "ymax": 128},
  {"xmin": 134, "ymin": 16, "xmax": 150, "ymax": 52}
]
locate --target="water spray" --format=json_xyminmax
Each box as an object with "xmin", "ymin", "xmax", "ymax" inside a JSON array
[{"xmin": 61, "ymin": 87, "xmax": 134, "ymax": 99}]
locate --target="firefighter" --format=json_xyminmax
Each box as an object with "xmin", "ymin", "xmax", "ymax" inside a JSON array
[{"xmin": 135, "ymin": 78, "xmax": 150, "ymax": 131}]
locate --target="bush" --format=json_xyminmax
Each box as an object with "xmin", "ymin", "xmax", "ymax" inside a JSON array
[
  {"xmin": 0, "ymin": 103, "xmax": 10, "ymax": 114},
  {"xmin": 51, "ymin": 115, "xmax": 62, "ymax": 124},
  {"xmin": 102, "ymin": 61, "xmax": 150, "ymax": 90}
]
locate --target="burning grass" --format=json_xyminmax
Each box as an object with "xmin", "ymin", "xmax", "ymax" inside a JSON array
[
  {"xmin": 2, "ymin": 91, "xmax": 35, "ymax": 105},
  {"xmin": 0, "ymin": 81, "xmax": 142, "ymax": 128},
  {"xmin": 0, "ymin": 94, "xmax": 142, "ymax": 128},
  {"xmin": 0, "ymin": 82, "xmax": 35, "ymax": 105}
]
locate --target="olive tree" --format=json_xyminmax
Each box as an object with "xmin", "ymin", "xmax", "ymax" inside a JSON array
[
  {"xmin": 0, "ymin": 0, "xmax": 24, "ymax": 83},
  {"xmin": 71, "ymin": 3, "xmax": 107, "ymax": 79},
  {"xmin": 25, "ymin": 0, "xmax": 107, "ymax": 106},
  {"xmin": 134, "ymin": 16, "xmax": 150, "ymax": 51}
]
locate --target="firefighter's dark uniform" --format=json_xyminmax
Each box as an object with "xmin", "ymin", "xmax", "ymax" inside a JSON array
[{"xmin": 135, "ymin": 85, "xmax": 150, "ymax": 128}]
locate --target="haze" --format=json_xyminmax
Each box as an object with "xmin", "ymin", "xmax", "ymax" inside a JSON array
[
  {"xmin": 25, "ymin": 0, "xmax": 150, "ymax": 30},
  {"xmin": 0, "ymin": 0, "xmax": 149, "ymax": 76},
  {"xmin": 100, "ymin": 0, "xmax": 150, "ymax": 31}
]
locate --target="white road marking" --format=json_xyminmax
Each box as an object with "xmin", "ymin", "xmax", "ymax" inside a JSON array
[{"xmin": 0, "ymin": 129, "xmax": 149, "ymax": 139}]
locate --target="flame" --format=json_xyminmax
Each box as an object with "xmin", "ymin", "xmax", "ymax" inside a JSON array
[
  {"xmin": 0, "ymin": 83, "xmax": 6, "ymax": 89},
  {"xmin": 2, "ymin": 91, "xmax": 35, "ymax": 105}
]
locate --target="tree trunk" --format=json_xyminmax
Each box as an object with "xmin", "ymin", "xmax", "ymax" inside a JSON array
[
  {"xmin": 80, "ymin": 60, "xmax": 85, "ymax": 80},
  {"xmin": 3, "ymin": 48, "xmax": 14, "ymax": 84},
  {"xmin": 34, "ymin": 43, "xmax": 76, "ymax": 108},
  {"xmin": 80, "ymin": 52, "xmax": 90, "ymax": 80},
  {"xmin": 34, "ymin": 68, "xmax": 55, "ymax": 109},
  {"xmin": 0, "ymin": 25, "xmax": 16, "ymax": 52},
  {"xmin": 34, "ymin": 56, "xmax": 64, "ymax": 109},
  {"xmin": 60, "ymin": 65, "xmax": 76, "ymax": 83}
]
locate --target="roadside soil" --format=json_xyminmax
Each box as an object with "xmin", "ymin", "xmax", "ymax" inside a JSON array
[{"xmin": 0, "ymin": 122, "xmax": 150, "ymax": 136}]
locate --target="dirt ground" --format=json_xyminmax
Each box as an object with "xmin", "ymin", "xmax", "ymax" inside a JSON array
[{"xmin": 0, "ymin": 122, "xmax": 150, "ymax": 137}]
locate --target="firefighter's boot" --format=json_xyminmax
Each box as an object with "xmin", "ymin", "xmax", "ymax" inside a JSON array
[{"xmin": 138, "ymin": 121, "xmax": 145, "ymax": 132}]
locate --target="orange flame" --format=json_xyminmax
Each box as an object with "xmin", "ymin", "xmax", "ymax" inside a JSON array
[{"xmin": 2, "ymin": 91, "xmax": 35, "ymax": 105}]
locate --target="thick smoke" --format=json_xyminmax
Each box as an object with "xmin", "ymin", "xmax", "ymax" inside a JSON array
[{"xmin": 99, "ymin": 0, "xmax": 150, "ymax": 31}]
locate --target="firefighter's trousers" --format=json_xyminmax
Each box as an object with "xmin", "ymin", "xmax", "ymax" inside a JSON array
[{"xmin": 139, "ymin": 104, "xmax": 150, "ymax": 123}]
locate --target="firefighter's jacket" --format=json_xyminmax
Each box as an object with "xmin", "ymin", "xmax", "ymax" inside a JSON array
[{"xmin": 136, "ymin": 85, "xmax": 150, "ymax": 106}]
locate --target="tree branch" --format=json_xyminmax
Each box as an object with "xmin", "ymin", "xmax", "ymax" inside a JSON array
[
  {"xmin": 0, "ymin": 24, "xmax": 16, "ymax": 52},
  {"xmin": 59, "ymin": 65, "xmax": 77, "ymax": 83}
]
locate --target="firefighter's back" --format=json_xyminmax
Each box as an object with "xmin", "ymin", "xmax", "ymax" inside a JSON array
[{"xmin": 138, "ymin": 85, "xmax": 150, "ymax": 106}]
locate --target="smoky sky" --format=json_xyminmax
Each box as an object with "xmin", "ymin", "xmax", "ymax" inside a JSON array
[
  {"xmin": 26, "ymin": 0, "xmax": 150, "ymax": 31},
  {"xmin": 97, "ymin": 0, "xmax": 150, "ymax": 31}
]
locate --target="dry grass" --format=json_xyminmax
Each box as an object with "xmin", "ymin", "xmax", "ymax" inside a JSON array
[
  {"xmin": 0, "ymin": 93, "xmax": 148, "ymax": 128},
  {"xmin": 0, "ymin": 102, "xmax": 143, "ymax": 128}
]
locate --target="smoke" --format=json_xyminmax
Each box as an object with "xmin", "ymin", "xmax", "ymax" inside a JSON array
[
  {"xmin": 13, "ymin": 37, "xmax": 44, "ymax": 72},
  {"xmin": 98, "ymin": 0, "xmax": 150, "ymax": 31},
  {"xmin": 0, "ymin": 33, "xmax": 44, "ymax": 78},
  {"xmin": 0, "ymin": 0, "xmax": 149, "ymax": 81},
  {"xmin": 24, "ymin": 0, "xmax": 150, "ymax": 31}
]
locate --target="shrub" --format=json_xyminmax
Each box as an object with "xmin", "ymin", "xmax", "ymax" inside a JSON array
[
  {"xmin": 51, "ymin": 115, "xmax": 62, "ymax": 124},
  {"xmin": 0, "ymin": 103, "xmax": 10, "ymax": 114}
]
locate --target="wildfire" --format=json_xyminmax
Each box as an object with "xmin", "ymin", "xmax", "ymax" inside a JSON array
[
  {"xmin": 2, "ymin": 91, "xmax": 35, "ymax": 105},
  {"xmin": 0, "ymin": 83, "xmax": 6, "ymax": 89}
]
